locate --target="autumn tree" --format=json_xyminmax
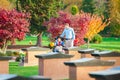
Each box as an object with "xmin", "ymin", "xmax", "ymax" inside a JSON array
[
  {"xmin": 44, "ymin": 11, "xmax": 90, "ymax": 45},
  {"xmin": 0, "ymin": 9, "xmax": 30, "ymax": 54},
  {"xmin": 85, "ymin": 14, "xmax": 110, "ymax": 48},
  {"xmin": 17, "ymin": 0, "xmax": 63, "ymax": 46}
]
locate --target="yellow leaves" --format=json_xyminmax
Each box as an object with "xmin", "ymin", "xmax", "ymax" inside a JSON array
[
  {"xmin": 0, "ymin": 0, "xmax": 10, "ymax": 9},
  {"xmin": 85, "ymin": 14, "xmax": 110, "ymax": 41}
]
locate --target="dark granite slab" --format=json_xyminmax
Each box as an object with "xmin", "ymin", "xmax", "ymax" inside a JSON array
[
  {"xmin": 64, "ymin": 58, "xmax": 115, "ymax": 67},
  {"xmin": 35, "ymin": 52, "xmax": 74, "ymax": 59},
  {"xmin": 30, "ymin": 75, "xmax": 51, "ymax": 80},
  {"xmin": 91, "ymin": 51, "xmax": 120, "ymax": 57},
  {"xmin": 0, "ymin": 74, "xmax": 51, "ymax": 80},
  {"xmin": 0, "ymin": 56, "xmax": 12, "ymax": 60},
  {"xmin": 78, "ymin": 49, "xmax": 95, "ymax": 54},
  {"xmin": 89, "ymin": 66, "xmax": 120, "ymax": 80},
  {"xmin": 22, "ymin": 47, "xmax": 50, "ymax": 51}
]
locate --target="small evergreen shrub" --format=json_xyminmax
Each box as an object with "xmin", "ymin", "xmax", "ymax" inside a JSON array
[
  {"xmin": 71, "ymin": 5, "xmax": 79, "ymax": 15},
  {"xmin": 91, "ymin": 34, "xmax": 102, "ymax": 44}
]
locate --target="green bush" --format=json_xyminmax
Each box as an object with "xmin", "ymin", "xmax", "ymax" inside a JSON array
[
  {"xmin": 71, "ymin": 5, "xmax": 79, "ymax": 15},
  {"xmin": 91, "ymin": 34, "xmax": 102, "ymax": 44}
]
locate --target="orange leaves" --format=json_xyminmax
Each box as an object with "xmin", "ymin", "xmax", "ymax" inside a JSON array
[{"xmin": 85, "ymin": 14, "xmax": 110, "ymax": 40}]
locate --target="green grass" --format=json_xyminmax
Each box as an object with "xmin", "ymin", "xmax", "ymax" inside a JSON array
[
  {"xmin": 80, "ymin": 37, "xmax": 120, "ymax": 52},
  {"xmin": 9, "ymin": 62, "xmax": 38, "ymax": 77},
  {"xmin": 15, "ymin": 36, "xmax": 50, "ymax": 46},
  {"xmin": 9, "ymin": 37, "xmax": 120, "ymax": 78},
  {"xmin": 15, "ymin": 36, "xmax": 120, "ymax": 51}
]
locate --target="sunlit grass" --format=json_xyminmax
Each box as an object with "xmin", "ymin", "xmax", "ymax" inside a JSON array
[{"xmin": 9, "ymin": 62, "xmax": 38, "ymax": 77}]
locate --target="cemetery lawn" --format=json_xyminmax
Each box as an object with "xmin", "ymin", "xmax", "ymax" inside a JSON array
[
  {"xmin": 15, "ymin": 36, "xmax": 120, "ymax": 52},
  {"xmin": 9, "ymin": 62, "xmax": 38, "ymax": 77},
  {"xmin": 80, "ymin": 37, "xmax": 120, "ymax": 52}
]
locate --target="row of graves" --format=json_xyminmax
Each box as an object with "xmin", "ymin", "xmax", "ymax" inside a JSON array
[{"xmin": 0, "ymin": 47, "xmax": 120, "ymax": 80}]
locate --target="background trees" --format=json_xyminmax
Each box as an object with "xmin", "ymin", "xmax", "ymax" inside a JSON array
[
  {"xmin": 0, "ymin": 0, "xmax": 11, "ymax": 9},
  {"xmin": 17, "ymin": 0, "xmax": 63, "ymax": 46},
  {"xmin": 109, "ymin": 0, "xmax": 120, "ymax": 37},
  {"xmin": 80, "ymin": 0, "xmax": 96, "ymax": 14}
]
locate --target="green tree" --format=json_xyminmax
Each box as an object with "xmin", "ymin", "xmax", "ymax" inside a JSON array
[
  {"xmin": 16, "ymin": 0, "xmax": 63, "ymax": 46},
  {"xmin": 80, "ymin": 0, "xmax": 96, "ymax": 14},
  {"xmin": 93, "ymin": 0, "xmax": 110, "ymax": 36},
  {"xmin": 94, "ymin": 0, "xmax": 106, "ymax": 16}
]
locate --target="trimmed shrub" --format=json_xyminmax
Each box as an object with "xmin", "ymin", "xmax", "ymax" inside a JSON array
[
  {"xmin": 71, "ymin": 5, "xmax": 79, "ymax": 15},
  {"xmin": 91, "ymin": 34, "xmax": 102, "ymax": 43}
]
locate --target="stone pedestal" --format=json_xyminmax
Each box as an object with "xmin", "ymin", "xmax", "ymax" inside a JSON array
[
  {"xmin": 35, "ymin": 52, "xmax": 73, "ymax": 80},
  {"xmin": 64, "ymin": 58, "xmax": 115, "ymax": 80},
  {"xmin": 0, "ymin": 56, "xmax": 12, "ymax": 74},
  {"xmin": 64, "ymin": 47, "xmax": 83, "ymax": 60},
  {"xmin": 91, "ymin": 51, "xmax": 120, "ymax": 66},
  {"xmin": 78, "ymin": 48, "xmax": 95, "ymax": 58},
  {"xmin": 20, "ymin": 47, "xmax": 50, "ymax": 66}
]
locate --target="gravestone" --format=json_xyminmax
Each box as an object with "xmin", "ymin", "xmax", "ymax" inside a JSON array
[
  {"xmin": 64, "ymin": 58, "xmax": 115, "ymax": 80},
  {"xmin": 89, "ymin": 66, "xmax": 120, "ymax": 80},
  {"xmin": 20, "ymin": 47, "xmax": 50, "ymax": 66},
  {"xmin": 63, "ymin": 47, "xmax": 84, "ymax": 60},
  {"xmin": 0, "ymin": 56, "xmax": 12, "ymax": 74},
  {"xmin": 78, "ymin": 48, "xmax": 95, "ymax": 58},
  {"xmin": 35, "ymin": 52, "xmax": 73, "ymax": 80},
  {"xmin": 91, "ymin": 51, "xmax": 120, "ymax": 66}
]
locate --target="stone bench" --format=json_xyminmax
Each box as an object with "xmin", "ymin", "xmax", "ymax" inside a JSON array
[
  {"xmin": 0, "ymin": 56, "xmax": 12, "ymax": 74},
  {"xmin": 78, "ymin": 48, "xmax": 95, "ymax": 58},
  {"xmin": 35, "ymin": 52, "xmax": 73, "ymax": 80},
  {"xmin": 0, "ymin": 74, "xmax": 51, "ymax": 80},
  {"xmin": 20, "ymin": 47, "xmax": 50, "ymax": 66},
  {"xmin": 89, "ymin": 66, "xmax": 120, "ymax": 80},
  {"xmin": 64, "ymin": 58, "xmax": 115, "ymax": 80},
  {"xmin": 91, "ymin": 51, "xmax": 120, "ymax": 66}
]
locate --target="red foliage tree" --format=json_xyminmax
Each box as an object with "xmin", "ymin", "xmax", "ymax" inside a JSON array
[
  {"xmin": 0, "ymin": 9, "xmax": 30, "ymax": 53},
  {"xmin": 44, "ymin": 11, "xmax": 90, "ymax": 45}
]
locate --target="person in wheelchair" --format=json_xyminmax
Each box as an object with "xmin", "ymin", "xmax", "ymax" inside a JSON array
[{"xmin": 53, "ymin": 36, "xmax": 65, "ymax": 53}]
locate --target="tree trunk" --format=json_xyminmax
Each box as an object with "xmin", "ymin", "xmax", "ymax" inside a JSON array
[
  {"xmin": 0, "ymin": 40, "xmax": 8, "ymax": 54},
  {"xmin": 87, "ymin": 39, "xmax": 90, "ymax": 49},
  {"xmin": 36, "ymin": 32, "xmax": 43, "ymax": 47},
  {"xmin": 11, "ymin": 39, "xmax": 16, "ymax": 45}
]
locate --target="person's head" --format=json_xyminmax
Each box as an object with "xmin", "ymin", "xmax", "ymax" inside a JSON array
[
  {"xmin": 57, "ymin": 37, "xmax": 61, "ymax": 42},
  {"xmin": 65, "ymin": 23, "xmax": 70, "ymax": 29}
]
